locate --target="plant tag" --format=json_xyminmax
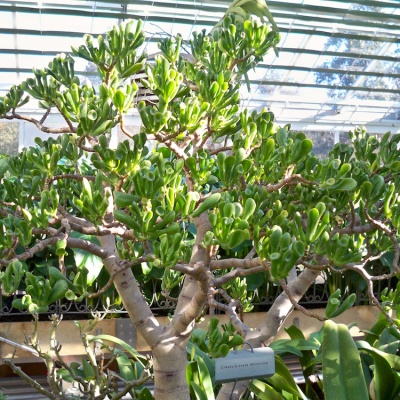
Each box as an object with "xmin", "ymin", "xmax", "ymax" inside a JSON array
[{"xmin": 214, "ymin": 347, "xmax": 275, "ymax": 383}]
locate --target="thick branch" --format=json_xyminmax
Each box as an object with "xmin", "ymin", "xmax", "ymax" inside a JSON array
[
  {"xmin": 153, "ymin": 132, "xmax": 188, "ymax": 160},
  {"xmin": 67, "ymin": 237, "xmax": 107, "ymax": 259},
  {"xmin": 210, "ymin": 256, "xmax": 263, "ymax": 271},
  {"xmin": 98, "ymin": 234, "xmax": 162, "ymax": 348},
  {"xmin": 249, "ymin": 267, "xmax": 322, "ymax": 345},
  {"xmin": 333, "ymin": 223, "xmax": 375, "ymax": 236},
  {"xmin": 171, "ymin": 213, "xmax": 211, "ymax": 336}
]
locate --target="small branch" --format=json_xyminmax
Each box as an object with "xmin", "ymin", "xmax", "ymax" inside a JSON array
[
  {"xmin": 333, "ymin": 223, "xmax": 376, "ymax": 236},
  {"xmin": 0, "ymin": 203, "xmax": 13, "ymax": 213},
  {"xmin": 52, "ymin": 344, "xmax": 87, "ymax": 387},
  {"xmin": 67, "ymin": 237, "xmax": 108, "ymax": 259},
  {"xmin": 2, "ymin": 360, "xmax": 57, "ymax": 400},
  {"xmin": 228, "ymin": 51, "xmax": 255, "ymax": 71},
  {"xmin": 54, "ymin": 104, "xmax": 76, "ymax": 132},
  {"xmin": 342, "ymin": 263, "xmax": 396, "ymax": 324},
  {"xmin": 0, "ymin": 232, "xmax": 108, "ymax": 266},
  {"xmin": 279, "ymin": 278, "xmax": 326, "ymax": 321},
  {"xmin": 0, "ymin": 336, "xmax": 39, "ymax": 355},
  {"xmin": 195, "ymin": 128, "xmax": 213, "ymax": 152},
  {"xmin": 48, "ymin": 174, "xmax": 96, "ymax": 185},
  {"xmin": 209, "ymin": 291, "xmax": 250, "ymax": 337},
  {"xmin": 77, "ymin": 135, "xmax": 96, "ymax": 152},
  {"xmin": 214, "ymin": 264, "xmax": 268, "ymax": 287},
  {"xmin": 349, "ymin": 201, "xmax": 356, "ymax": 230},
  {"xmin": 171, "ymin": 262, "xmax": 202, "ymax": 276},
  {"xmin": 209, "ymin": 145, "xmax": 233, "ymax": 155},
  {"xmin": 57, "ymin": 208, "xmax": 95, "ymax": 228},
  {"xmin": 119, "ymin": 115, "xmax": 133, "ymax": 139},
  {"xmin": 263, "ymin": 174, "xmax": 316, "ymax": 193},
  {"xmin": 39, "ymin": 107, "xmax": 52, "ymax": 124},
  {"xmin": 206, "ymin": 269, "xmax": 216, "ymax": 316},
  {"xmin": 110, "ymin": 371, "xmax": 152, "ymax": 400},
  {"xmin": 301, "ymin": 259, "xmax": 329, "ymax": 271},
  {"xmin": 245, "ymin": 247, "xmax": 257, "ymax": 259},
  {"xmin": 153, "ymin": 132, "xmax": 188, "ymax": 160},
  {"xmin": 365, "ymin": 210, "xmax": 400, "ymax": 273},
  {"xmin": 4, "ymin": 113, "xmax": 75, "ymax": 134},
  {"xmin": 0, "ymin": 236, "xmax": 61, "ymax": 266}
]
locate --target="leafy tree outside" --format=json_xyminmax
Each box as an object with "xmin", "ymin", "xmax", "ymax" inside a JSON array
[
  {"xmin": 0, "ymin": 122, "xmax": 19, "ymax": 156},
  {"xmin": 314, "ymin": 4, "xmax": 399, "ymax": 101}
]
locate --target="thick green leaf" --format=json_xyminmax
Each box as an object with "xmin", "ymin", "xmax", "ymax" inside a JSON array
[
  {"xmin": 322, "ymin": 321, "xmax": 368, "ymax": 400},
  {"xmin": 56, "ymin": 368, "xmax": 74, "ymax": 383},
  {"xmin": 71, "ymin": 249, "xmax": 103, "ymax": 285},
  {"xmin": 245, "ymin": 272, "xmax": 265, "ymax": 291},
  {"xmin": 190, "ymin": 381, "xmax": 210, "ymax": 400},
  {"xmin": 270, "ymin": 344, "xmax": 304, "ymax": 357},
  {"xmin": 366, "ymin": 349, "xmax": 396, "ymax": 400},
  {"xmin": 81, "ymin": 357, "xmax": 95, "ymax": 380},
  {"xmin": 357, "ymin": 340, "xmax": 400, "ymax": 370},
  {"xmin": 270, "ymin": 339, "xmax": 320, "ymax": 355},
  {"xmin": 376, "ymin": 327, "xmax": 400, "ymax": 355},
  {"xmin": 187, "ymin": 342, "xmax": 215, "ymax": 382},
  {"xmin": 87, "ymin": 334, "xmax": 147, "ymax": 367},
  {"xmin": 70, "ymin": 232, "xmax": 103, "ymax": 284},
  {"xmin": 137, "ymin": 387, "xmax": 154, "ymax": 400},
  {"xmin": 266, "ymin": 356, "xmax": 307, "ymax": 400},
  {"xmin": 285, "ymin": 325, "xmax": 320, "ymax": 400},
  {"xmin": 196, "ymin": 355, "xmax": 214, "ymax": 399},
  {"xmin": 363, "ymin": 314, "xmax": 389, "ymax": 346},
  {"xmin": 114, "ymin": 349, "xmax": 135, "ymax": 382},
  {"xmin": 0, "ymin": 158, "xmax": 9, "ymax": 179},
  {"xmin": 250, "ymin": 379, "xmax": 285, "ymax": 400}
]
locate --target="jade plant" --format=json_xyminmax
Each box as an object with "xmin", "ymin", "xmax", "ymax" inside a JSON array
[{"xmin": 0, "ymin": 0, "xmax": 399, "ymax": 398}]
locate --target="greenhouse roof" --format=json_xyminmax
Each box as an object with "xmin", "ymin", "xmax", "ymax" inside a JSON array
[{"xmin": 1, "ymin": 0, "xmax": 400, "ymax": 133}]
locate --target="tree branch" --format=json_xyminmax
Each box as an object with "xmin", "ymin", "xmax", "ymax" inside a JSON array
[
  {"xmin": 3, "ymin": 112, "xmax": 75, "ymax": 134},
  {"xmin": 0, "ymin": 236, "xmax": 61, "ymax": 265},
  {"xmin": 171, "ymin": 213, "xmax": 211, "ymax": 335},
  {"xmin": 210, "ymin": 291, "xmax": 250, "ymax": 337},
  {"xmin": 263, "ymin": 174, "xmax": 316, "ymax": 193},
  {"xmin": 279, "ymin": 278, "xmax": 326, "ymax": 321},
  {"xmin": 214, "ymin": 265, "xmax": 268, "ymax": 287},
  {"xmin": 365, "ymin": 210, "xmax": 400, "ymax": 273},
  {"xmin": 48, "ymin": 174, "xmax": 96, "ymax": 185},
  {"xmin": 2, "ymin": 359, "xmax": 58, "ymax": 400},
  {"xmin": 67, "ymin": 237, "xmax": 108, "ymax": 259},
  {"xmin": 210, "ymin": 256, "xmax": 264, "ymax": 271},
  {"xmin": 98, "ymin": 234, "xmax": 162, "ymax": 347}
]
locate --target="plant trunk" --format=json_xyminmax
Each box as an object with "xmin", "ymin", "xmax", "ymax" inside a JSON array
[{"xmin": 152, "ymin": 340, "xmax": 189, "ymax": 400}]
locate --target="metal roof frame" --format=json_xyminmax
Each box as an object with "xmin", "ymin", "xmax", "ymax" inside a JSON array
[{"xmin": 0, "ymin": 0, "xmax": 399, "ymax": 133}]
